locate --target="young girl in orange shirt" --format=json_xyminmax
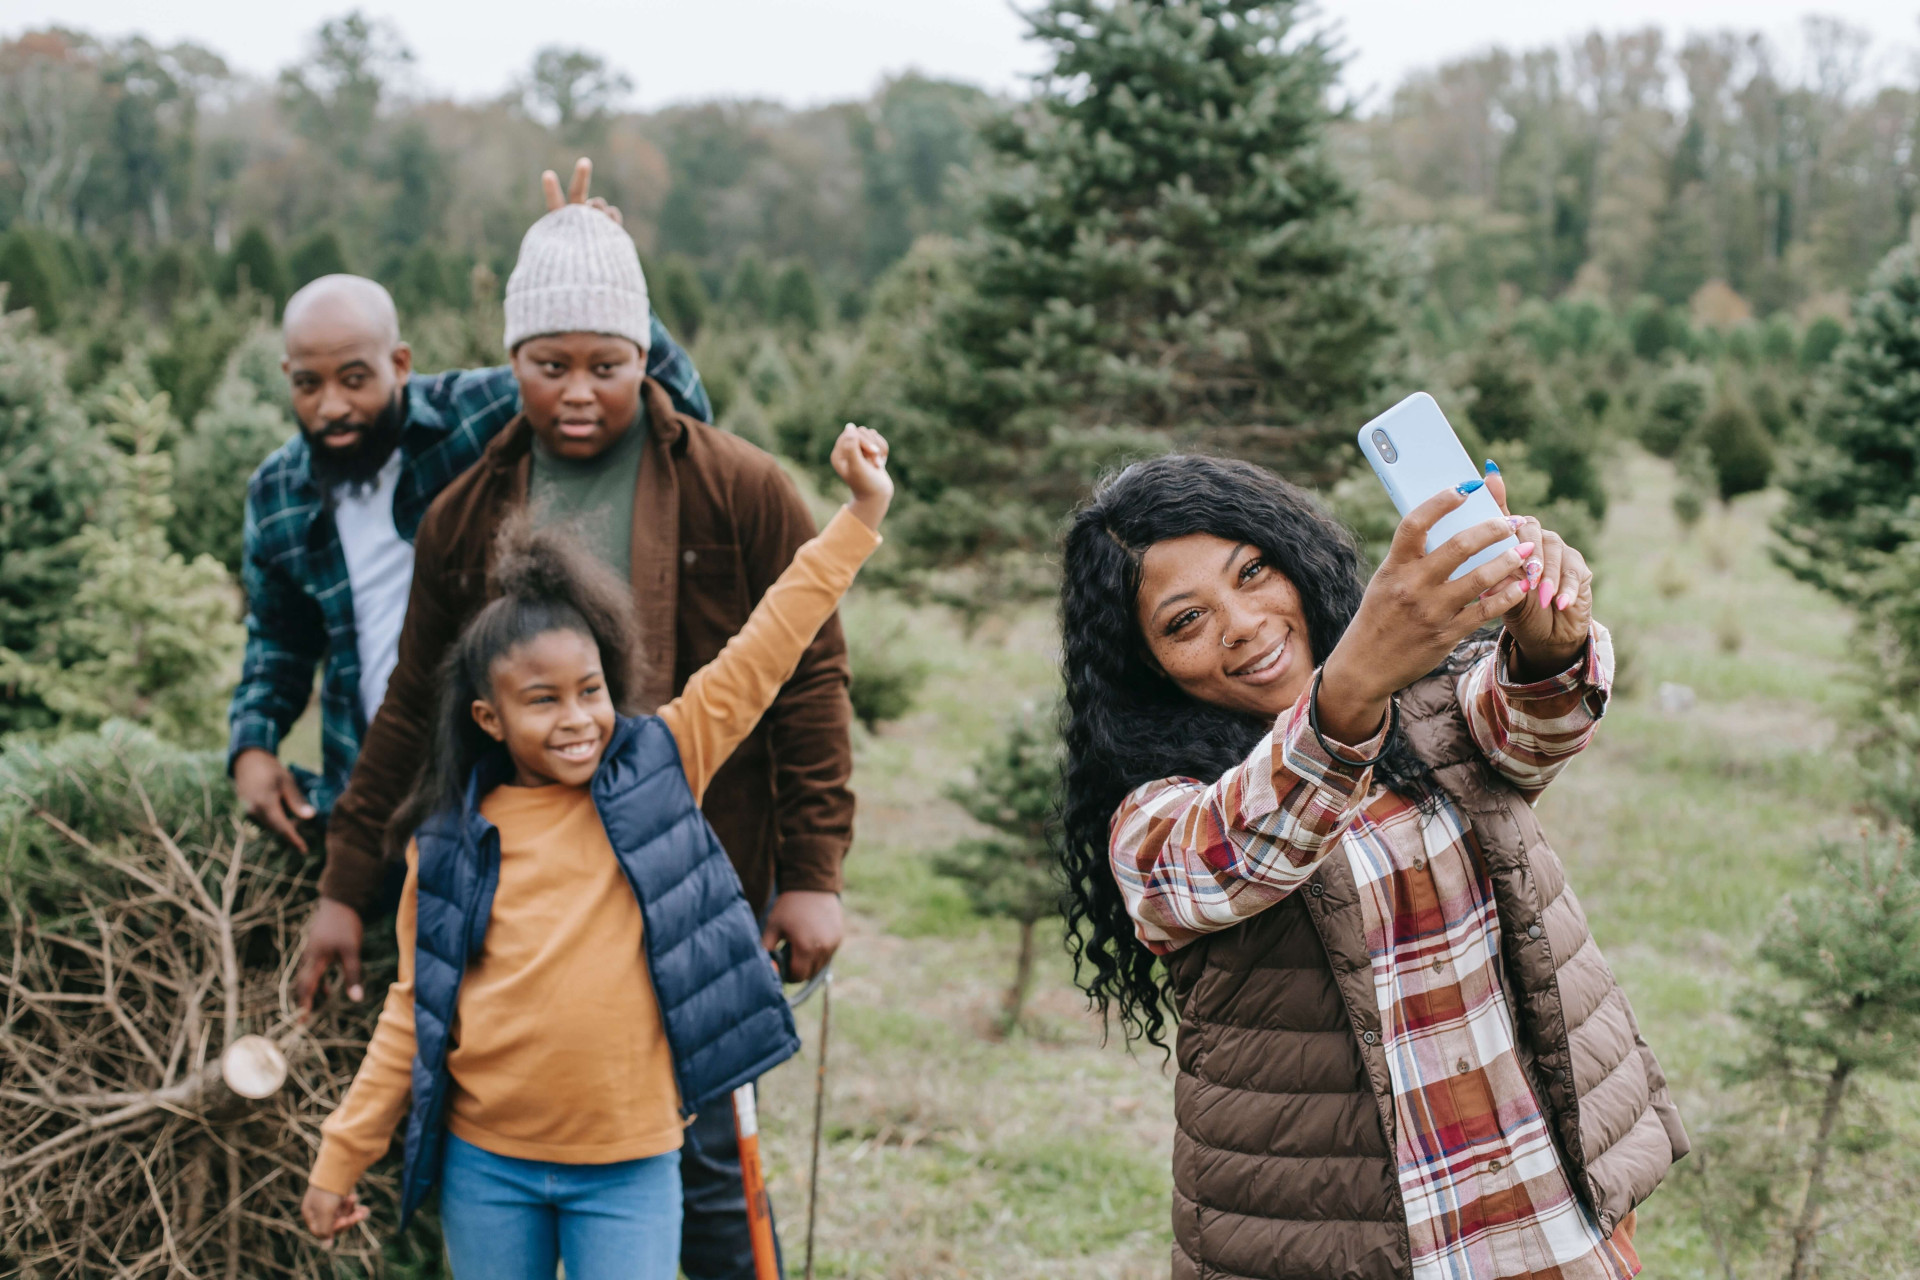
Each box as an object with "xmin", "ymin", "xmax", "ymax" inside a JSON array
[{"xmin": 300, "ymin": 423, "xmax": 892, "ymax": 1279}]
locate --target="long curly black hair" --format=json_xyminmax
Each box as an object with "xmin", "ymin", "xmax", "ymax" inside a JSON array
[{"xmin": 1058, "ymin": 454, "xmax": 1440, "ymax": 1051}]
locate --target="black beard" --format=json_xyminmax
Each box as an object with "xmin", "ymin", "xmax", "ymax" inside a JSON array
[{"xmin": 306, "ymin": 390, "xmax": 407, "ymax": 494}]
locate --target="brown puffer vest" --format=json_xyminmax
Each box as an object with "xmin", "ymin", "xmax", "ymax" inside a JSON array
[{"xmin": 1164, "ymin": 647, "xmax": 1689, "ymax": 1280}]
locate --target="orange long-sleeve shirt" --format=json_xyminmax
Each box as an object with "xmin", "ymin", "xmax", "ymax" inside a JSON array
[{"xmin": 309, "ymin": 506, "xmax": 879, "ymax": 1195}]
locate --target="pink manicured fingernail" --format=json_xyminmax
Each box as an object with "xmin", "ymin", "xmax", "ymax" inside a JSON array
[
  {"xmin": 1515, "ymin": 541, "xmax": 1536, "ymax": 558},
  {"xmin": 1525, "ymin": 559, "xmax": 1542, "ymax": 581},
  {"xmin": 1556, "ymin": 592, "xmax": 1574, "ymax": 611},
  {"xmin": 1539, "ymin": 580, "xmax": 1555, "ymax": 607}
]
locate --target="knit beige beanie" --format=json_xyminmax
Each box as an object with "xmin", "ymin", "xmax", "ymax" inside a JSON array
[{"xmin": 502, "ymin": 204, "xmax": 650, "ymax": 352}]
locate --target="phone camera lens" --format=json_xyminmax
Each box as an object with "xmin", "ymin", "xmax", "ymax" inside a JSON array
[{"xmin": 1371, "ymin": 429, "xmax": 1398, "ymax": 464}]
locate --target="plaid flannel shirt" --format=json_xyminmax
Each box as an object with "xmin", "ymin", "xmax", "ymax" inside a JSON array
[
  {"xmin": 1112, "ymin": 626, "xmax": 1637, "ymax": 1280},
  {"xmin": 227, "ymin": 316, "xmax": 709, "ymax": 816}
]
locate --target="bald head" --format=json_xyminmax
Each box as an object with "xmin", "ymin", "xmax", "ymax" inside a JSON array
[
  {"xmin": 282, "ymin": 274, "xmax": 413, "ymax": 484},
  {"xmin": 284, "ymin": 274, "xmax": 402, "ymax": 350}
]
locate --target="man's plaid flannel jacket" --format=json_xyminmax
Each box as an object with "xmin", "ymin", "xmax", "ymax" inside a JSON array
[{"xmin": 227, "ymin": 316, "xmax": 709, "ymax": 815}]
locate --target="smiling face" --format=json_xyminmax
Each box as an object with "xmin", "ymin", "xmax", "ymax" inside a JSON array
[
  {"xmin": 470, "ymin": 628, "xmax": 616, "ymax": 788},
  {"xmin": 1135, "ymin": 533, "xmax": 1317, "ymax": 720},
  {"xmin": 511, "ymin": 332, "xmax": 647, "ymax": 461}
]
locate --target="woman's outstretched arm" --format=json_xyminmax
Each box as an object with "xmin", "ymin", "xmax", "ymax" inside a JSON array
[
  {"xmin": 1458, "ymin": 623, "xmax": 1614, "ymax": 803},
  {"xmin": 1109, "ymin": 683, "xmax": 1389, "ymax": 954}
]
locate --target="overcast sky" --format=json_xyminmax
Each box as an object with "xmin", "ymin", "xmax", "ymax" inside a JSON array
[{"xmin": 13, "ymin": 0, "xmax": 1920, "ymax": 110}]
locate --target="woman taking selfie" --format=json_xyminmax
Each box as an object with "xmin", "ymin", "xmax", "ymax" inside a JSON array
[{"xmin": 1058, "ymin": 455, "xmax": 1686, "ymax": 1280}]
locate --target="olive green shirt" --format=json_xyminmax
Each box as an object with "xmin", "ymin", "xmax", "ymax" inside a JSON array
[{"xmin": 527, "ymin": 406, "xmax": 649, "ymax": 580}]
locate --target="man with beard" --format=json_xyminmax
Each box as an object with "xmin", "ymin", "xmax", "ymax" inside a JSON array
[{"xmin": 226, "ymin": 184, "xmax": 708, "ymax": 866}]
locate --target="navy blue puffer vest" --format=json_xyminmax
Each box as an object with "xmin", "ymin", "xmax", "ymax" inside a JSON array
[{"xmin": 397, "ymin": 714, "xmax": 801, "ymax": 1224}]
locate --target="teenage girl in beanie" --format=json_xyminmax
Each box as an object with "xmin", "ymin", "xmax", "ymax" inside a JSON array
[{"xmin": 299, "ymin": 423, "xmax": 893, "ymax": 1278}]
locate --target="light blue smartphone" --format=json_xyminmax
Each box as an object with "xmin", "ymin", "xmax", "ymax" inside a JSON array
[{"xmin": 1355, "ymin": 392, "xmax": 1518, "ymax": 581}]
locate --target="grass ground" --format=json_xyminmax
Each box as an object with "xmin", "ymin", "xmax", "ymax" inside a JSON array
[
  {"xmin": 744, "ymin": 449, "xmax": 1904, "ymax": 1279},
  {"xmin": 280, "ymin": 450, "xmax": 1897, "ymax": 1276}
]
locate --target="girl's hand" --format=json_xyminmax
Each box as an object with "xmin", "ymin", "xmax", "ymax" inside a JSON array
[
  {"xmin": 1317, "ymin": 484, "xmax": 1531, "ymax": 743},
  {"xmin": 1483, "ymin": 464, "xmax": 1595, "ymax": 680},
  {"xmin": 830, "ymin": 422, "xmax": 893, "ymax": 531},
  {"xmin": 301, "ymin": 1184, "xmax": 370, "ymax": 1247}
]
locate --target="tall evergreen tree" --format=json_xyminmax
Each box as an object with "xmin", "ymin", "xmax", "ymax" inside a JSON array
[
  {"xmin": 1777, "ymin": 242, "xmax": 1920, "ymax": 611},
  {"xmin": 815, "ymin": 0, "xmax": 1394, "ymax": 571},
  {"xmin": 1776, "ymin": 242, "xmax": 1920, "ymax": 822}
]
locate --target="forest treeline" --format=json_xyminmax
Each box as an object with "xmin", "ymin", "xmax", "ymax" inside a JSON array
[
  {"xmin": 0, "ymin": 16, "xmax": 983, "ymax": 336},
  {"xmin": 1355, "ymin": 19, "xmax": 1919, "ymax": 324},
  {"xmin": 4, "ymin": 15, "xmax": 1915, "ymax": 333}
]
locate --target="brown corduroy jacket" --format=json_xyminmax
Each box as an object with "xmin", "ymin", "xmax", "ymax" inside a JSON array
[
  {"xmin": 1164, "ymin": 645, "xmax": 1687, "ymax": 1280},
  {"xmin": 321, "ymin": 377, "xmax": 855, "ymax": 917}
]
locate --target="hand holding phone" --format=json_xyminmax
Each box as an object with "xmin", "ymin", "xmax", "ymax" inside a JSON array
[
  {"xmin": 1356, "ymin": 393, "xmax": 1519, "ymax": 580},
  {"xmin": 1315, "ymin": 471, "xmax": 1535, "ymax": 742}
]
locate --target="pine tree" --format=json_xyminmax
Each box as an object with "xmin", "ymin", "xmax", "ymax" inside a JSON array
[
  {"xmin": 0, "ymin": 314, "xmax": 113, "ymax": 733},
  {"xmin": 1698, "ymin": 396, "xmax": 1773, "ymax": 501},
  {"xmin": 725, "ymin": 253, "xmax": 771, "ymax": 321},
  {"xmin": 1464, "ymin": 335, "xmax": 1544, "ymax": 443},
  {"xmin": 170, "ymin": 368, "xmax": 294, "ymax": 573},
  {"xmin": 148, "ymin": 290, "xmax": 256, "ymax": 425},
  {"xmin": 390, "ymin": 243, "xmax": 454, "ymax": 314},
  {"xmin": 1710, "ymin": 833, "xmax": 1920, "ymax": 1280},
  {"xmin": 0, "ymin": 231, "xmax": 63, "ymax": 331},
  {"xmin": 219, "ymin": 225, "xmax": 289, "ymax": 317},
  {"xmin": 1640, "ymin": 364, "xmax": 1710, "ymax": 457},
  {"xmin": 0, "ymin": 387, "xmax": 243, "ymax": 747},
  {"xmin": 820, "ymin": 0, "xmax": 1393, "ymax": 574},
  {"xmin": 1776, "ymin": 243, "xmax": 1920, "ymax": 614},
  {"xmin": 652, "ymin": 254, "xmax": 710, "ymax": 341},
  {"xmin": 143, "ymin": 246, "xmax": 200, "ymax": 314},
  {"xmin": 846, "ymin": 620, "xmax": 929, "ymax": 732},
  {"xmin": 1776, "ymin": 243, "xmax": 1920, "ymax": 802},
  {"xmin": 933, "ymin": 710, "xmax": 1065, "ymax": 1031},
  {"xmin": 288, "ymin": 229, "xmax": 351, "ymax": 289},
  {"xmin": 769, "ymin": 262, "xmax": 823, "ymax": 331},
  {"xmin": 1626, "ymin": 297, "xmax": 1690, "ymax": 362},
  {"xmin": 1800, "ymin": 315, "xmax": 1844, "ymax": 368}
]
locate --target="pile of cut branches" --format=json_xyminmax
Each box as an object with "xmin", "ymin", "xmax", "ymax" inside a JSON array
[{"xmin": 1, "ymin": 724, "xmax": 396, "ymax": 1277}]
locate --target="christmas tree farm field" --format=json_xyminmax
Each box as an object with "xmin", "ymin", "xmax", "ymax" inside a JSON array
[{"xmin": 734, "ymin": 455, "xmax": 1907, "ymax": 1279}]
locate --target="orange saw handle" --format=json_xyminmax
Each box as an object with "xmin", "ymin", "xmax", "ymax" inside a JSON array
[{"xmin": 733, "ymin": 1083, "xmax": 780, "ymax": 1280}]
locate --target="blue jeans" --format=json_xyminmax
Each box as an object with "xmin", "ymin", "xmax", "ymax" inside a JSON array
[
  {"xmin": 680, "ymin": 1104, "xmax": 784, "ymax": 1280},
  {"xmin": 439, "ymin": 1135, "xmax": 681, "ymax": 1280}
]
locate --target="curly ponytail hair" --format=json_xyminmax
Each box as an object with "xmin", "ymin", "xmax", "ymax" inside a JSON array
[
  {"xmin": 386, "ymin": 514, "xmax": 642, "ymax": 855},
  {"xmin": 1057, "ymin": 454, "xmax": 1440, "ymax": 1052}
]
